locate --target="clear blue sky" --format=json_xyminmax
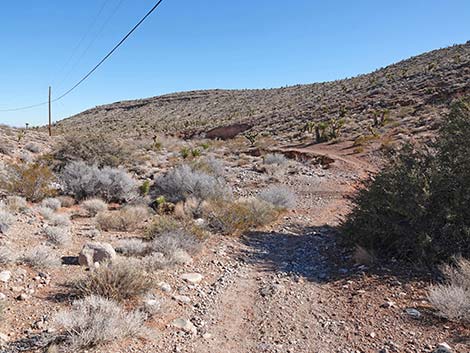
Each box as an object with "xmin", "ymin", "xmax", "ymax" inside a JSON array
[{"xmin": 0, "ymin": 0, "xmax": 469, "ymax": 126}]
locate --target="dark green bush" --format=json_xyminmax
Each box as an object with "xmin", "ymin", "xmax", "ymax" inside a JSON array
[{"xmin": 341, "ymin": 99, "xmax": 470, "ymax": 263}]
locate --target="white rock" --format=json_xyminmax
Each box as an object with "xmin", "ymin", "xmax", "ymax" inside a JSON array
[
  {"xmin": 180, "ymin": 273, "xmax": 203, "ymax": 284},
  {"xmin": 433, "ymin": 342, "xmax": 452, "ymax": 353},
  {"xmin": 405, "ymin": 308, "xmax": 422, "ymax": 319},
  {"xmin": 158, "ymin": 282, "xmax": 171, "ymax": 293},
  {"xmin": 0, "ymin": 271, "xmax": 11, "ymax": 283},
  {"xmin": 173, "ymin": 295, "xmax": 191, "ymax": 304},
  {"xmin": 0, "ymin": 332, "xmax": 9, "ymax": 344},
  {"xmin": 78, "ymin": 242, "xmax": 116, "ymax": 267},
  {"xmin": 172, "ymin": 318, "xmax": 197, "ymax": 334},
  {"xmin": 0, "ymin": 293, "xmax": 6, "ymax": 300}
]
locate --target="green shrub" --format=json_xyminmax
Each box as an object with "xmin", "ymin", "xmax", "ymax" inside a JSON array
[{"xmin": 341, "ymin": 99, "xmax": 470, "ymax": 263}]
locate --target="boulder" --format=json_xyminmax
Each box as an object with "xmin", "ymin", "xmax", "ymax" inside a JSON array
[
  {"xmin": 181, "ymin": 273, "xmax": 203, "ymax": 284},
  {"xmin": 78, "ymin": 242, "xmax": 116, "ymax": 267}
]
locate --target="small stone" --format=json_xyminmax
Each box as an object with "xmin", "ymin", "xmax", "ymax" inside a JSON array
[
  {"xmin": 433, "ymin": 342, "xmax": 452, "ymax": 353},
  {"xmin": 158, "ymin": 282, "xmax": 172, "ymax": 293},
  {"xmin": 180, "ymin": 273, "xmax": 203, "ymax": 284},
  {"xmin": 17, "ymin": 293, "xmax": 29, "ymax": 301},
  {"xmin": 405, "ymin": 308, "xmax": 422, "ymax": 319},
  {"xmin": 381, "ymin": 301, "xmax": 396, "ymax": 308},
  {"xmin": 370, "ymin": 332, "xmax": 376, "ymax": 338},
  {"xmin": 172, "ymin": 318, "xmax": 197, "ymax": 334},
  {"xmin": 202, "ymin": 333, "xmax": 212, "ymax": 340},
  {"xmin": 173, "ymin": 295, "xmax": 191, "ymax": 304},
  {"xmin": 0, "ymin": 271, "xmax": 11, "ymax": 283},
  {"xmin": 0, "ymin": 332, "xmax": 9, "ymax": 344},
  {"xmin": 0, "ymin": 293, "xmax": 6, "ymax": 300},
  {"xmin": 78, "ymin": 242, "xmax": 116, "ymax": 267}
]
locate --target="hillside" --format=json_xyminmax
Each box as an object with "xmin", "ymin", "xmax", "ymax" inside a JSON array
[{"xmin": 56, "ymin": 42, "xmax": 470, "ymax": 144}]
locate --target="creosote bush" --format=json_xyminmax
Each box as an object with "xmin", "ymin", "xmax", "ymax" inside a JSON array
[
  {"xmin": 70, "ymin": 259, "xmax": 152, "ymax": 301},
  {"xmin": 61, "ymin": 161, "xmax": 137, "ymax": 202},
  {"xmin": 53, "ymin": 133, "xmax": 136, "ymax": 168},
  {"xmin": 205, "ymin": 197, "xmax": 278, "ymax": 235},
  {"xmin": 1, "ymin": 162, "xmax": 56, "ymax": 202},
  {"xmin": 341, "ymin": 99, "xmax": 470, "ymax": 263},
  {"xmin": 54, "ymin": 295, "xmax": 147, "ymax": 350}
]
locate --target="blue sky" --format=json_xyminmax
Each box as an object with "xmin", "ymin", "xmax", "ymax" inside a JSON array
[{"xmin": 0, "ymin": 0, "xmax": 469, "ymax": 126}]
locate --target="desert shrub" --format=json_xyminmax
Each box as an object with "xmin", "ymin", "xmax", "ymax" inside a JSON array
[
  {"xmin": 58, "ymin": 196, "xmax": 76, "ymax": 208},
  {"xmin": 258, "ymin": 185, "xmax": 296, "ymax": 210},
  {"xmin": 25, "ymin": 143, "xmax": 40, "ymax": 153},
  {"xmin": 341, "ymin": 99, "xmax": 470, "ymax": 263},
  {"xmin": 61, "ymin": 161, "xmax": 137, "ymax": 202},
  {"xmin": 192, "ymin": 156, "xmax": 224, "ymax": 176},
  {"xmin": 0, "ymin": 209, "xmax": 16, "ymax": 233},
  {"xmin": 0, "ymin": 246, "xmax": 17, "ymax": 265},
  {"xmin": 71, "ymin": 259, "xmax": 152, "ymax": 301},
  {"xmin": 0, "ymin": 142, "xmax": 12, "ymax": 155},
  {"xmin": 5, "ymin": 196, "xmax": 27, "ymax": 213},
  {"xmin": 21, "ymin": 245, "xmax": 61, "ymax": 268},
  {"xmin": 154, "ymin": 164, "xmax": 231, "ymax": 203},
  {"xmin": 38, "ymin": 208, "xmax": 72, "ymax": 227},
  {"xmin": 151, "ymin": 229, "xmax": 201, "ymax": 256},
  {"xmin": 116, "ymin": 239, "xmax": 149, "ymax": 257},
  {"xmin": 139, "ymin": 180, "xmax": 151, "ymax": 196},
  {"xmin": 41, "ymin": 197, "xmax": 61, "ymax": 211},
  {"xmin": 428, "ymin": 258, "xmax": 470, "ymax": 323},
  {"xmin": 54, "ymin": 295, "xmax": 147, "ymax": 350},
  {"xmin": 1, "ymin": 162, "xmax": 56, "ymax": 202},
  {"xmin": 53, "ymin": 133, "xmax": 136, "ymax": 168},
  {"xmin": 96, "ymin": 206, "xmax": 150, "ymax": 232},
  {"xmin": 44, "ymin": 226, "xmax": 71, "ymax": 246},
  {"xmin": 263, "ymin": 153, "xmax": 288, "ymax": 166},
  {"xmin": 82, "ymin": 198, "xmax": 108, "ymax": 217},
  {"xmin": 205, "ymin": 197, "xmax": 278, "ymax": 235},
  {"xmin": 145, "ymin": 215, "xmax": 182, "ymax": 239},
  {"xmin": 174, "ymin": 197, "xmax": 205, "ymax": 220}
]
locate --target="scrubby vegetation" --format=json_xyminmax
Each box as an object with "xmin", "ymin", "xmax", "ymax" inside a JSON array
[
  {"xmin": 428, "ymin": 258, "xmax": 470, "ymax": 324},
  {"xmin": 342, "ymin": 99, "xmax": 470, "ymax": 263},
  {"xmin": 61, "ymin": 161, "xmax": 137, "ymax": 202},
  {"xmin": 70, "ymin": 259, "xmax": 152, "ymax": 301},
  {"xmin": 54, "ymin": 295, "xmax": 147, "ymax": 350},
  {"xmin": 96, "ymin": 205, "xmax": 150, "ymax": 231}
]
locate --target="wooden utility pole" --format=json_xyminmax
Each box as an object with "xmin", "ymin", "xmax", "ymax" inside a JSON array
[{"xmin": 48, "ymin": 86, "xmax": 52, "ymax": 137}]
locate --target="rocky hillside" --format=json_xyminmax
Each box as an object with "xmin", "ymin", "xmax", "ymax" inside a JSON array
[{"xmin": 55, "ymin": 42, "xmax": 470, "ymax": 144}]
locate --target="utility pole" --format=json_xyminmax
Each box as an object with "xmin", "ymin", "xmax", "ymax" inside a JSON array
[{"xmin": 48, "ymin": 86, "xmax": 52, "ymax": 137}]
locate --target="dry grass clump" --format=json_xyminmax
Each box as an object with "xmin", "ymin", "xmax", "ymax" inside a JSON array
[
  {"xmin": 60, "ymin": 161, "xmax": 137, "ymax": 202},
  {"xmin": 38, "ymin": 207, "xmax": 72, "ymax": 227},
  {"xmin": 70, "ymin": 259, "xmax": 152, "ymax": 301},
  {"xmin": 258, "ymin": 185, "xmax": 296, "ymax": 210},
  {"xmin": 54, "ymin": 295, "xmax": 147, "ymax": 350},
  {"xmin": 150, "ymin": 229, "xmax": 201, "ymax": 257},
  {"xmin": 5, "ymin": 196, "xmax": 28, "ymax": 213},
  {"xmin": 145, "ymin": 215, "xmax": 182, "ymax": 239},
  {"xmin": 24, "ymin": 142, "xmax": 40, "ymax": 153},
  {"xmin": 82, "ymin": 198, "xmax": 108, "ymax": 217},
  {"xmin": 0, "ymin": 209, "xmax": 16, "ymax": 234},
  {"xmin": 0, "ymin": 246, "xmax": 17, "ymax": 265},
  {"xmin": 154, "ymin": 164, "xmax": 231, "ymax": 203},
  {"xmin": 115, "ymin": 239, "xmax": 149, "ymax": 257},
  {"xmin": 263, "ymin": 153, "xmax": 288, "ymax": 166},
  {"xmin": 58, "ymin": 196, "xmax": 76, "ymax": 208},
  {"xmin": 41, "ymin": 197, "xmax": 61, "ymax": 211},
  {"xmin": 96, "ymin": 206, "xmax": 150, "ymax": 232},
  {"xmin": 205, "ymin": 197, "xmax": 278, "ymax": 235},
  {"xmin": 191, "ymin": 156, "xmax": 225, "ymax": 176},
  {"xmin": 428, "ymin": 258, "xmax": 470, "ymax": 323},
  {"xmin": 21, "ymin": 245, "xmax": 61, "ymax": 268},
  {"xmin": 44, "ymin": 226, "xmax": 71, "ymax": 247},
  {"xmin": 1, "ymin": 162, "xmax": 56, "ymax": 202}
]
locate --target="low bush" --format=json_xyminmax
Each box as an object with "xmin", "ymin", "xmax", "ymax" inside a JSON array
[
  {"xmin": 61, "ymin": 161, "xmax": 137, "ymax": 202},
  {"xmin": 151, "ymin": 229, "xmax": 201, "ymax": 257},
  {"xmin": 341, "ymin": 99, "xmax": 470, "ymax": 263},
  {"xmin": 38, "ymin": 207, "xmax": 71, "ymax": 227},
  {"xmin": 25, "ymin": 143, "xmax": 40, "ymax": 153},
  {"xmin": 154, "ymin": 164, "xmax": 230, "ymax": 203},
  {"xmin": 116, "ymin": 239, "xmax": 149, "ymax": 257},
  {"xmin": 258, "ymin": 185, "xmax": 296, "ymax": 210},
  {"xmin": 0, "ymin": 246, "xmax": 17, "ymax": 265},
  {"xmin": 192, "ymin": 156, "xmax": 225, "ymax": 176},
  {"xmin": 82, "ymin": 198, "xmax": 108, "ymax": 217},
  {"xmin": 58, "ymin": 196, "xmax": 76, "ymax": 208},
  {"xmin": 0, "ymin": 209, "xmax": 16, "ymax": 234},
  {"xmin": 263, "ymin": 153, "xmax": 288, "ymax": 166},
  {"xmin": 41, "ymin": 197, "xmax": 61, "ymax": 211},
  {"xmin": 428, "ymin": 258, "xmax": 470, "ymax": 323},
  {"xmin": 70, "ymin": 259, "xmax": 152, "ymax": 301},
  {"xmin": 54, "ymin": 295, "xmax": 147, "ymax": 350},
  {"xmin": 205, "ymin": 197, "xmax": 278, "ymax": 235},
  {"xmin": 96, "ymin": 206, "xmax": 150, "ymax": 232},
  {"xmin": 5, "ymin": 196, "xmax": 28, "ymax": 213},
  {"xmin": 21, "ymin": 245, "xmax": 61, "ymax": 268},
  {"xmin": 44, "ymin": 226, "xmax": 71, "ymax": 247},
  {"xmin": 53, "ymin": 133, "xmax": 136, "ymax": 168},
  {"xmin": 1, "ymin": 162, "xmax": 56, "ymax": 202}
]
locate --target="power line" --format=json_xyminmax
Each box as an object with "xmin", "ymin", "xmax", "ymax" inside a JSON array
[{"xmin": 0, "ymin": 0, "xmax": 165, "ymax": 112}]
